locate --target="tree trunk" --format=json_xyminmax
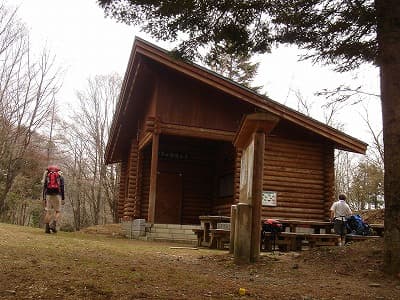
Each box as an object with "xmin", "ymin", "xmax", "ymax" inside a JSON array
[
  {"xmin": 376, "ymin": 0, "xmax": 400, "ymax": 275},
  {"xmin": 0, "ymin": 172, "xmax": 15, "ymax": 217}
]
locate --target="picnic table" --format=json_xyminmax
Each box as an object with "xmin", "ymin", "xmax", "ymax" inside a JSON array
[
  {"xmin": 261, "ymin": 232, "xmax": 309, "ymax": 251},
  {"xmin": 198, "ymin": 215, "xmax": 231, "ymax": 248},
  {"xmin": 194, "ymin": 217, "xmax": 380, "ymax": 251},
  {"xmin": 275, "ymin": 219, "xmax": 334, "ymax": 234}
]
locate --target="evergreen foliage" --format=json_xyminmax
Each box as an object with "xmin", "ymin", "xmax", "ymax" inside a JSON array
[
  {"xmin": 98, "ymin": 0, "xmax": 376, "ymax": 71},
  {"xmin": 203, "ymin": 41, "xmax": 262, "ymax": 91}
]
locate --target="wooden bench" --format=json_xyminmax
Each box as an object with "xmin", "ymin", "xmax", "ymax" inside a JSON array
[
  {"xmin": 192, "ymin": 228, "xmax": 204, "ymax": 247},
  {"xmin": 307, "ymin": 233, "xmax": 340, "ymax": 248},
  {"xmin": 262, "ymin": 232, "xmax": 308, "ymax": 252},
  {"xmin": 345, "ymin": 234, "xmax": 381, "ymax": 242},
  {"xmin": 209, "ymin": 229, "xmax": 230, "ymax": 249},
  {"xmin": 369, "ymin": 224, "xmax": 384, "ymax": 236}
]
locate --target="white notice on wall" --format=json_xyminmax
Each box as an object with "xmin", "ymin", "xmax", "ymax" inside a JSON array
[{"xmin": 262, "ymin": 191, "xmax": 277, "ymax": 206}]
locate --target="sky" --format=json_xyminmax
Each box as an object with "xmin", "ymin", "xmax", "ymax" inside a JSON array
[{"xmin": 8, "ymin": 0, "xmax": 382, "ymax": 147}]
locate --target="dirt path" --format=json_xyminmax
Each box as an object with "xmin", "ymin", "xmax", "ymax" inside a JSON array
[{"xmin": 0, "ymin": 223, "xmax": 399, "ymax": 299}]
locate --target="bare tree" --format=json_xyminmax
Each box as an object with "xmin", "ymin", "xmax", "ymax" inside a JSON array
[
  {"xmin": 66, "ymin": 74, "xmax": 121, "ymax": 226},
  {"xmin": 0, "ymin": 5, "xmax": 62, "ymax": 218},
  {"xmin": 316, "ymin": 84, "xmax": 380, "ymax": 107},
  {"xmin": 360, "ymin": 106, "xmax": 384, "ymax": 168},
  {"xmin": 349, "ymin": 159, "xmax": 384, "ymax": 210},
  {"xmin": 59, "ymin": 121, "xmax": 88, "ymax": 230}
]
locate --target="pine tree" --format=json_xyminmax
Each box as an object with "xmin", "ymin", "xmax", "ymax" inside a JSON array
[{"xmin": 204, "ymin": 42, "xmax": 262, "ymax": 92}]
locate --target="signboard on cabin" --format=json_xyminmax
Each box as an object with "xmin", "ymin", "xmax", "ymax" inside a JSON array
[
  {"xmin": 262, "ymin": 191, "xmax": 277, "ymax": 206},
  {"xmin": 239, "ymin": 139, "xmax": 254, "ymax": 204}
]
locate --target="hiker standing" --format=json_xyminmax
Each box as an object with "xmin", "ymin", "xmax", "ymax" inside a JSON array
[
  {"xmin": 42, "ymin": 165, "xmax": 65, "ymax": 234},
  {"xmin": 330, "ymin": 193, "xmax": 352, "ymax": 246}
]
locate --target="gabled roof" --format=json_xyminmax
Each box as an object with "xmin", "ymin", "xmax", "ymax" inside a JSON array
[{"xmin": 106, "ymin": 37, "xmax": 367, "ymax": 163}]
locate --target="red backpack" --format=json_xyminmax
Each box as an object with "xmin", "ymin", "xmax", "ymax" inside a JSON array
[{"xmin": 46, "ymin": 165, "xmax": 61, "ymax": 192}]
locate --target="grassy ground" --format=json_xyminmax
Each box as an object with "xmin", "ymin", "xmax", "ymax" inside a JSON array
[{"xmin": 0, "ymin": 223, "xmax": 399, "ymax": 300}]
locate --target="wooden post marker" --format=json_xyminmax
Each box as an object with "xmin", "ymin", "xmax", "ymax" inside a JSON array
[{"xmin": 233, "ymin": 113, "xmax": 279, "ymax": 262}]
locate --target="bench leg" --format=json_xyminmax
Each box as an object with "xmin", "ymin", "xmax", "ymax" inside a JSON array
[
  {"xmin": 196, "ymin": 235, "xmax": 202, "ymax": 247},
  {"xmin": 261, "ymin": 237, "xmax": 273, "ymax": 251},
  {"xmin": 293, "ymin": 238, "xmax": 303, "ymax": 251}
]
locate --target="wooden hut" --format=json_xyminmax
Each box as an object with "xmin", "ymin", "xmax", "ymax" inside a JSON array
[{"xmin": 105, "ymin": 38, "xmax": 367, "ymax": 225}]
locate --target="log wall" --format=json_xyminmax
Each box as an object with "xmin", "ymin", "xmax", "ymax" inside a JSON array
[
  {"xmin": 140, "ymin": 147, "xmax": 151, "ymax": 219},
  {"xmin": 123, "ymin": 140, "xmax": 140, "ymax": 219},
  {"xmin": 234, "ymin": 149, "xmax": 242, "ymax": 204},
  {"xmin": 117, "ymin": 161, "xmax": 128, "ymax": 219},
  {"xmin": 216, "ymin": 135, "xmax": 334, "ymax": 221},
  {"xmin": 323, "ymin": 146, "xmax": 335, "ymax": 219},
  {"xmin": 261, "ymin": 136, "xmax": 330, "ymax": 220}
]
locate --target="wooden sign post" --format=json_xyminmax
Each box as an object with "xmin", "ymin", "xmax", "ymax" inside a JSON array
[{"xmin": 233, "ymin": 113, "xmax": 279, "ymax": 262}]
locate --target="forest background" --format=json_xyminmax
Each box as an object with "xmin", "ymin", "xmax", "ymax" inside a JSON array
[{"xmin": 0, "ymin": 1, "xmax": 384, "ymax": 231}]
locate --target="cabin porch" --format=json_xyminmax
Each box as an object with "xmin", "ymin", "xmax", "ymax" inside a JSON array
[{"xmin": 138, "ymin": 134, "xmax": 235, "ymax": 225}]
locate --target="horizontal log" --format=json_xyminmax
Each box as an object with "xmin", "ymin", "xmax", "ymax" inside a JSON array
[
  {"xmin": 128, "ymin": 151, "xmax": 138, "ymax": 158},
  {"xmin": 265, "ymin": 157, "xmax": 323, "ymax": 170},
  {"xmin": 265, "ymin": 165, "xmax": 324, "ymax": 177},
  {"xmin": 265, "ymin": 144, "xmax": 322, "ymax": 156},
  {"xmin": 124, "ymin": 203, "xmax": 135, "ymax": 208},
  {"xmin": 265, "ymin": 174, "xmax": 325, "ymax": 186},
  {"xmin": 264, "ymin": 206, "xmax": 324, "ymax": 214},
  {"xmin": 265, "ymin": 148, "xmax": 323, "ymax": 161},
  {"xmin": 275, "ymin": 191, "xmax": 324, "ymax": 200},
  {"xmin": 278, "ymin": 201, "xmax": 324, "ymax": 209},
  {"xmin": 264, "ymin": 175, "xmax": 324, "ymax": 186},
  {"xmin": 276, "ymin": 202, "xmax": 324, "ymax": 209},
  {"xmin": 263, "ymin": 180, "xmax": 324, "ymax": 191},
  {"xmin": 267, "ymin": 137, "xmax": 323, "ymax": 152},
  {"xmin": 261, "ymin": 211, "xmax": 327, "ymax": 220},
  {"xmin": 264, "ymin": 193, "xmax": 325, "ymax": 204},
  {"xmin": 124, "ymin": 205, "xmax": 135, "ymax": 210},
  {"xmin": 263, "ymin": 185, "xmax": 324, "ymax": 195}
]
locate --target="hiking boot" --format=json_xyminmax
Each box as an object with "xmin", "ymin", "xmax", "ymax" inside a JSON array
[
  {"xmin": 50, "ymin": 221, "xmax": 57, "ymax": 233},
  {"xmin": 45, "ymin": 223, "xmax": 51, "ymax": 234}
]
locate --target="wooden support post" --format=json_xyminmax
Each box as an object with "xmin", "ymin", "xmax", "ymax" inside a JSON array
[
  {"xmin": 147, "ymin": 132, "xmax": 159, "ymax": 223},
  {"xmin": 229, "ymin": 205, "xmax": 237, "ymax": 254},
  {"xmin": 232, "ymin": 113, "xmax": 280, "ymax": 263},
  {"xmin": 250, "ymin": 131, "xmax": 265, "ymax": 261},
  {"xmin": 234, "ymin": 203, "xmax": 252, "ymax": 263}
]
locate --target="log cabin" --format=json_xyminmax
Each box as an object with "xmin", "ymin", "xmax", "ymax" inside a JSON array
[{"xmin": 105, "ymin": 37, "xmax": 367, "ymax": 227}]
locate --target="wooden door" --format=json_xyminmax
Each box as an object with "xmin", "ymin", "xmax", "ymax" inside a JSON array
[{"xmin": 155, "ymin": 172, "xmax": 183, "ymax": 224}]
